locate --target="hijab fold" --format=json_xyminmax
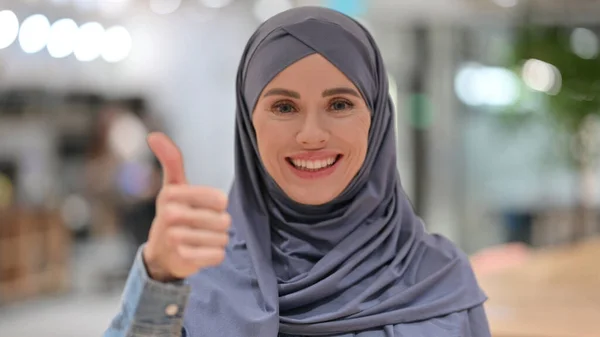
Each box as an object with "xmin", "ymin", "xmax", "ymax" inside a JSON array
[{"xmin": 184, "ymin": 6, "xmax": 486, "ymax": 336}]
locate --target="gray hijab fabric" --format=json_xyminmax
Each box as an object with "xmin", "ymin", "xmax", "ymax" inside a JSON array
[{"xmin": 184, "ymin": 6, "xmax": 487, "ymax": 337}]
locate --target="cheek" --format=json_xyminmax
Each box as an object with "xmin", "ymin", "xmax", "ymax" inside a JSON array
[
  {"xmin": 253, "ymin": 118, "xmax": 289, "ymax": 170},
  {"xmin": 255, "ymin": 127, "xmax": 273, "ymax": 163},
  {"xmin": 341, "ymin": 113, "xmax": 371, "ymax": 158},
  {"xmin": 358, "ymin": 116, "xmax": 371, "ymax": 150}
]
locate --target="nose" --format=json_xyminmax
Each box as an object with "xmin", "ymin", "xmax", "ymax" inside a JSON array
[{"xmin": 295, "ymin": 111, "xmax": 329, "ymax": 148}]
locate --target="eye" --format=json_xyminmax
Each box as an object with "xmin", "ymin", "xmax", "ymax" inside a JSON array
[
  {"xmin": 271, "ymin": 101, "xmax": 298, "ymax": 114},
  {"xmin": 328, "ymin": 99, "xmax": 354, "ymax": 111}
]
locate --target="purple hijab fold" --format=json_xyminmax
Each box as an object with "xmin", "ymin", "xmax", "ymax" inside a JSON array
[{"xmin": 184, "ymin": 6, "xmax": 487, "ymax": 336}]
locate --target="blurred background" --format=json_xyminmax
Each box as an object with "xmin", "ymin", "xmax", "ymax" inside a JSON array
[{"xmin": 0, "ymin": 0, "xmax": 599, "ymax": 336}]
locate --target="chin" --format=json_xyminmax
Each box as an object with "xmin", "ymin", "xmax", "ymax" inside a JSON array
[{"xmin": 286, "ymin": 188, "xmax": 340, "ymax": 206}]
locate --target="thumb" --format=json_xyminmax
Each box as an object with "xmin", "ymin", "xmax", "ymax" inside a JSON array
[{"xmin": 147, "ymin": 132, "xmax": 187, "ymax": 185}]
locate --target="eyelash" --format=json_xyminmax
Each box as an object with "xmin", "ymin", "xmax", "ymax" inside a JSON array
[
  {"xmin": 270, "ymin": 98, "xmax": 355, "ymax": 115},
  {"xmin": 328, "ymin": 99, "xmax": 355, "ymax": 112},
  {"xmin": 271, "ymin": 100, "xmax": 298, "ymax": 114}
]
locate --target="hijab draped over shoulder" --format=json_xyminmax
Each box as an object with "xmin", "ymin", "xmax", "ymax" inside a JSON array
[{"xmin": 184, "ymin": 6, "xmax": 487, "ymax": 337}]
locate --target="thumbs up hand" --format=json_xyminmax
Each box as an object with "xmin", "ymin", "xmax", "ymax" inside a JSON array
[{"xmin": 142, "ymin": 132, "xmax": 230, "ymax": 282}]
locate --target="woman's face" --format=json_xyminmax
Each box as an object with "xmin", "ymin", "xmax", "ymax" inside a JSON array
[{"xmin": 252, "ymin": 54, "xmax": 371, "ymax": 205}]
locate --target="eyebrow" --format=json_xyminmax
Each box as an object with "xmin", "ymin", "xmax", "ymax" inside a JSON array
[
  {"xmin": 262, "ymin": 88, "xmax": 300, "ymax": 99},
  {"xmin": 322, "ymin": 87, "xmax": 360, "ymax": 98},
  {"xmin": 262, "ymin": 87, "xmax": 361, "ymax": 99}
]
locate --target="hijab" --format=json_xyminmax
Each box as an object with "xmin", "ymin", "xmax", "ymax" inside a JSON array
[{"xmin": 183, "ymin": 6, "xmax": 487, "ymax": 336}]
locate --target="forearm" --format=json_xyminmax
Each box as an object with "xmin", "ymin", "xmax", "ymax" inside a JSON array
[{"xmin": 104, "ymin": 244, "xmax": 191, "ymax": 337}]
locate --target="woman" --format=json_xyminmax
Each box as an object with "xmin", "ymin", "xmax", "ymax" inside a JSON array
[{"xmin": 105, "ymin": 6, "xmax": 490, "ymax": 337}]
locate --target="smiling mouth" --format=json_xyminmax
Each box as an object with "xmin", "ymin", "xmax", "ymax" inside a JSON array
[{"xmin": 285, "ymin": 154, "xmax": 342, "ymax": 171}]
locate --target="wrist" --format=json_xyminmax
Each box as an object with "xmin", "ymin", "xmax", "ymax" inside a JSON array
[{"xmin": 142, "ymin": 247, "xmax": 180, "ymax": 283}]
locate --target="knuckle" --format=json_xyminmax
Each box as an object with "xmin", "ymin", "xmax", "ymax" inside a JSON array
[
  {"xmin": 221, "ymin": 212, "xmax": 232, "ymax": 230},
  {"xmin": 213, "ymin": 249, "xmax": 226, "ymax": 264},
  {"xmin": 175, "ymin": 245, "xmax": 191, "ymax": 260},
  {"xmin": 158, "ymin": 186, "xmax": 174, "ymax": 203},
  {"xmin": 166, "ymin": 228, "xmax": 180, "ymax": 246},
  {"xmin": 217, "ymin": 233, "xmax": 229, "ymax": 247},
  {"xmin": 162, "ymin": 204, "xmax": 181, "ymax": 225},
  {"xmin": 201, "ymin": 250, "xmax": 225, "ymax": 267},
  {"xmin": 208, "ymin": 189, "xmax": 228, "ymax": 211},
  {"xmin": 218, "ymin": 193, "xmax": 229, "ymax": 210}
]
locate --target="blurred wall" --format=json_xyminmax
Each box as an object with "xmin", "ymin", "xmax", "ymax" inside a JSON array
[
  {"xmin": 0, "ymin": 3, "xmax": 257, "ymax": 192},
  {"xmin": 0, "ymin": 1, "xmax": 464, "ymax": 243}
]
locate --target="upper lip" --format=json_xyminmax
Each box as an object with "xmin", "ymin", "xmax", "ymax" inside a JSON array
[{"xmin": 286, "ymin": 151, "xmax": 341, "ymax": 160}]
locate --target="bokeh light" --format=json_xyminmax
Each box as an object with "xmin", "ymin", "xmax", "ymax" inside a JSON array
[
  {"xmin": 18, "ymin": 14, "xmax": 51, "ymax": 54},
  {"xmin": 570, "ymin": 28, "xmax": 599, "ymax": 60},
  {"xmin": 149, "ymin": 0, "xmax": 182, "ymax": 15},
  {"xmin": 108, "ymin": 112, "xmax": 149, "ymax": 160},
  {"xmin": 455, "ymin": 63, "xmax": 519, "ymax": 107},
  {"xmin": 522, "ymin": 58, "xmax": 562, "ymax": 95},
  {"xmin": 74, "ymin": 22, "xmax": 105, "ymax": 62},
  {"xmin": 101, "ymin": 25, "xmax": 132, "ymax": 63},
  {"xmin": 47, "ymin": 18, "xmax": 79, "ymax": 59},
  {"xmin": 0, "ymin": 10, "xmax": 20, "ymax": 50},
  {"xmin": 199, "ymin": 0, "xmax": 234, "ymax": 9},
  {"xmin": 325, "ymin": 0, "xmax": 366, "ymax": 17},
  {"xmin": 61, "ymin": 194, "xmax": 91, "ymax": 231}
]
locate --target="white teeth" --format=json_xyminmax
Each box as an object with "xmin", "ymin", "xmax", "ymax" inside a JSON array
[{"xmin": 291, "ymin": 156, "xmax": 338, "ymax": 170}]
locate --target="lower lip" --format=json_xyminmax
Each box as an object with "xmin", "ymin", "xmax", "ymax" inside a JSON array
[{"xmin": 287, "ymin": 157, "xmax": 342, "ymax": 180}]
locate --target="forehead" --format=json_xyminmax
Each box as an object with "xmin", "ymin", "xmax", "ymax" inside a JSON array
[{"xmin": 262, "ymin": 54, "xmax": 359, "ymax": 94}]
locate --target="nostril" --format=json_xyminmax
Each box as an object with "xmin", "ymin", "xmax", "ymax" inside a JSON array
[{"xmin": 297, "ymin": 132, "xmax": 329, "ymax": 145}]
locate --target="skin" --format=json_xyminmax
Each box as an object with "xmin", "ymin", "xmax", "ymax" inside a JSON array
[{"xmin": 252, "ymin": 53, "xmax": 372, "ymax": 205}]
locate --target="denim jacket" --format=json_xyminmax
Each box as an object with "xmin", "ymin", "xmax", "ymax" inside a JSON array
[{"xmin": 104, "ymin": 245, "xmax": 190, "ymax": 337}]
